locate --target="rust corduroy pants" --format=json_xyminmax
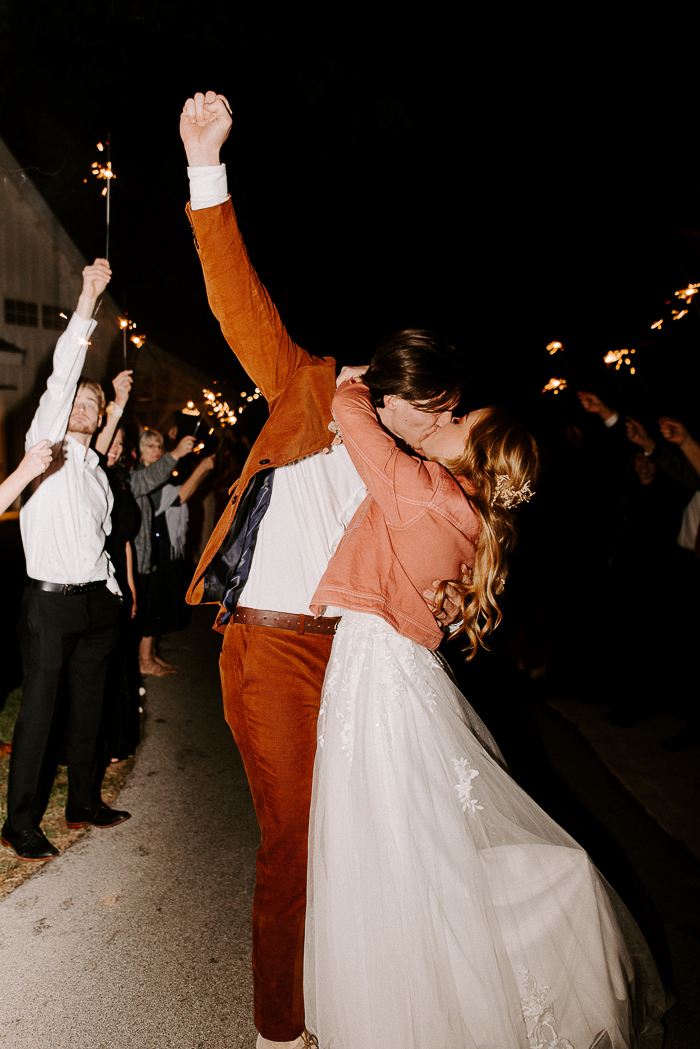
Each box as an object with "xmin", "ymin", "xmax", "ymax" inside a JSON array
[{"xmin": 219, "ymin": 620, "xmax": 334, "ymax": 1042}]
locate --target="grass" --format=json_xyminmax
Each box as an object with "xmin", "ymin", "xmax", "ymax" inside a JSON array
[{"xmin": 0, "ymin": 688, "xmax": 134, "ymax": 901}]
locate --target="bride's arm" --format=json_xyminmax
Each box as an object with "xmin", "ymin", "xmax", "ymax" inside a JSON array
[{"xmin": 332, "ymin": 379, "xmax": 444, "ymax": 524}]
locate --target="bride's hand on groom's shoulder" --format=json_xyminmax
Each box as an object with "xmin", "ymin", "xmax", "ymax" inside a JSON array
[{"xmin": 336, "ymin": 365, "xmax": 368, "ymax": 388}]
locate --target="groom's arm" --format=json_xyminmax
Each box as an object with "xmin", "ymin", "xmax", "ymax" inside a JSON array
[{"xmin": 180, "ymin": 91, "xmax": 330, "ymax": 406}]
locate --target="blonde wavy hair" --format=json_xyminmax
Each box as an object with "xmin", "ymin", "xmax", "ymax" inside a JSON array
[{"xmin": 432, "ymin": 406, "xmax": 539, "ymax": 660}]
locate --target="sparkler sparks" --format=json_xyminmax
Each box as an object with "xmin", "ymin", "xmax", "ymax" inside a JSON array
[
  {"xmin": 182, "ymin": 401, "xmax": 201, "ymax": 417},
  {"xmin": 542, "ymin": 377, "xmax": 567, "ymax": 395},
  {"xmin": 90, "ymin": 159, "xmax": 115, "ymax": 197},
  {"xmin": 545, "ymin": 341, "xmax": 563, "ymax": 355},
  {"xmin": 651, "ymin": 319, "xmax": 663, "ymax": 330},
  {"xmin": 86, "ymin": 139, "xmax": 114, "ymax": 260},
  {"xmin": 603, "ymin": 348, "xmax": 636, "ymax": 371},
  {"xmin": 203, "ymin": 389, "xmax": 237, "ymax": 426},
  {"xmin": 674, "ymin": 284, "xmax": 700, "ymax": 303},
  {"xmin": 671, "ymin": 309, "xmax": 688, "ymax": 321}
]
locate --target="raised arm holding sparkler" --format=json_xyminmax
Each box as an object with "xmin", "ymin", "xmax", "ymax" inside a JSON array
[
  {"xmin": 95, "ymin": 370, "xmax": 133, "ymax": 457},
  {"xmin": 659, "ymin": 417, "xmax": 700, "ymax": 480},
  {"xmin": 578, "ymin": 390, "xmax": 618, "ymax": 425},
  {"xmin": 627, "ymin": 414, "xmax": 700, "ymax": 490}
]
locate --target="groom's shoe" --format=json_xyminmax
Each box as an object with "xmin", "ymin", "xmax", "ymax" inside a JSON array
[
  {"xmin": 1, "ymin": 823, "xmax": 59, "ymax": 861},
  {"xmin": 65, "ymin": 804, "xmax": 131, "ymax": 829}
]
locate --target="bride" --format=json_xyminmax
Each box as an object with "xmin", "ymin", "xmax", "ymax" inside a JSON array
[{"xmin": 304, "ymin": 377, "xmax": 667, "ymax": 1048}]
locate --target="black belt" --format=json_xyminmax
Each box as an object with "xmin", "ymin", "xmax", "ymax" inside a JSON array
[{"xmin": 27, "ymin": 577, "xmax": 107, "ymax": 595}]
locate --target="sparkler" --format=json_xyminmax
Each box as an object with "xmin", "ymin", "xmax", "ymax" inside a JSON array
[
  {"xmin": 203, "ymin": 385, "xmax": 261, "ymax": 424},
  {"xmin": 118, "ymin": 315, "xmax": 144, "ymax": 367},
  {"xmin": 542, "ymin": 378, "xmax": 567, "ymax": 395},
  {"xmin": 674, "ymin": 283, "xmax": 700, "ymax": 303},
  {"xmin": 87, "ymin": 139, "xmax": 115, "ymax": 260},
  {"xmin": 203, "ymin": 389, "xmax": 238, "ymax": 426},
  {"xmin": 603, "ymin": 348, "xmax": 636, "ymax": 371}
]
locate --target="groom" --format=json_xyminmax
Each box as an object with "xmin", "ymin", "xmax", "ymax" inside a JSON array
[{"xmin": 180, "ymin": 90, "xmax": 465, "ymax": 1049}]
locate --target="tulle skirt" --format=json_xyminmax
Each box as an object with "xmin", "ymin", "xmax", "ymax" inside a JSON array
[{"xmin": 304, "ymin": 611, "xmax": 667, "ymax": 1049}]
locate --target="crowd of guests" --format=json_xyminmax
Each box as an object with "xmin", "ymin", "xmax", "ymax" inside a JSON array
[
  {"xmin": 501, "ymin": 384, "xmax": 700, "ymax": 754},
  {"xmin": 0, "ymin": 259, "xmax": 223, "ymax": 862}
]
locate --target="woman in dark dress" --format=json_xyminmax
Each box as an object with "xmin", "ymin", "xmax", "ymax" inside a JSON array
[{"xmin": 102, "ymin": 425, "xmax": 142, "ymax": 761}]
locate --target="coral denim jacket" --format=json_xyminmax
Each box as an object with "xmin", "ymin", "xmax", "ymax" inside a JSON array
[{"xmin": 311, "ymin": 381, "xmax": 480, "ymax": 650}]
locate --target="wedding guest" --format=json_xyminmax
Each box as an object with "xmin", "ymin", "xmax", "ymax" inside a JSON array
[
  {"xmin": 129, "ymin": 428, "xmax": 195, "ymax": 675},
  {"xmin": 1, "ymin": 259, "xmax": 131, "ymax": 863}
]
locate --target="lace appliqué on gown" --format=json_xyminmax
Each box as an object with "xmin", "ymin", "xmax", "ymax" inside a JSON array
[
  {"xmin": 452, "ymin": 757, "xmax": 483, "ymax": 814},
  {"xmin": 318, "ymin": 614, "xmax": 442, "ymax": 762},
  {"xmin": 519, "ymin": 968, "xmax": 575, "ymax": 1049}
]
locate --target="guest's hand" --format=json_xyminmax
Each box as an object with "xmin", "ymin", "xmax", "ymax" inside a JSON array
[
  {"xmin": 172, "ymin": 435, "xmax": 196, "ymax": 460},
  {"xmin": 625, "ymin": 416, "xmax": 655, "ymax": 454},
  {"xmin": 19, "ymin": 439, "xmax": 52, "ymax": 481},
  {"xmin": 76, "ymin": 259, "xmax": 112, "ymax": 320},
  {"xmin": 336, "ymin": 365, "xmax": 369, "ymax": 388},
  {"xmin": 180, "ymin": 91, "xmax": 232, "ymax": 167},
  {"xmin": 658, "ymin": 417, "xmax": 689, "ymax": 445},
  {"xmin": 195, "ymin": 454, "xmax": 216, "ymax": 475},
  {"xmin": 112, "ymin": 370, "xmax": 133, "ymax": 409},
  {"xmin": 578, "ymin": 391, "xmax": 615, "ymax": 421}
]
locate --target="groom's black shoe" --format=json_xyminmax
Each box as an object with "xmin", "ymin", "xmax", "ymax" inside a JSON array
[
  {"xmin": 65, "ymin": 804, "xmax": 131, "ymax": 829},
  {"xmin": 1, "ymin": 823, "xmax": 59, "ymax": 861}
]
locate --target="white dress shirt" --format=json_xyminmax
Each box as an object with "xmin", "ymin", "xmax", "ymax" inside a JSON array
[
  {"xmin": 189, "ymin": 165, "xmax": 367, "ymax": 614},
  {"xmin": 20, "ymin": 313, "xmax": 119, "ymax": 593}
]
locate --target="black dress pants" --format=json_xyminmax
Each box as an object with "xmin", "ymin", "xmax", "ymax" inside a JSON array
[{"xmin": 6, "ymin": 585, "xmax": 120, "ymax": 832}]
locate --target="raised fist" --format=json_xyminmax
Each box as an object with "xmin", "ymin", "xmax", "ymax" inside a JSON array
[
  {"xmin": 180, "ymin": 91, "xmax": 232, "ymax": 167},
  {"xmin": 112, "ymin": 370, "xmax": 133, "ymax": 408},
  {"xmin": 658, "ymin": 417, "xmax": 689, "ymax": 445}
]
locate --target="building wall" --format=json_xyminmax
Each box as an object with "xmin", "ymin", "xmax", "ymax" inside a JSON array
[
  {"xmin": 0, "ymin": 137, "xmax": 212, "ymax": 490},
  {"xmin": 0, "ymin": 137, "xmax": 118, "ymax": 480}
]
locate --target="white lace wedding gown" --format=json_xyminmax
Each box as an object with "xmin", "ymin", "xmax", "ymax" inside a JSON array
[{"xmin": 304, "ymin": 611, "xmax": 667, "ymax": 1049}]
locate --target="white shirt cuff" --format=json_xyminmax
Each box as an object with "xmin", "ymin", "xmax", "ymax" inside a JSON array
[
  {"xmin": 604, "ymin": 412, "xmax": 619, "ymax": 428},
  {"xmin": 188, "ymin": 164, "xmax": 228, "ymax": 210}
]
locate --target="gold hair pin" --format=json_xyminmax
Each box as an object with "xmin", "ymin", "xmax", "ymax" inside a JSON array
[{"xmin": 491, "ymin": 474, "xmax": 534, "ymax": 509}]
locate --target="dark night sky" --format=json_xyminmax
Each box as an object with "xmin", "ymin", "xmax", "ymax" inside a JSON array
[{"xmin": 2, "ymin": 3, "xmax": 700, "ymax": 436}]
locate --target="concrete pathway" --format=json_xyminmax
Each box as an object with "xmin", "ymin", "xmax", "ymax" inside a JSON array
[
  {"xmin": 1, "ymin": 607, "xmax": 698, "ymax": 1047},
  {"xmin": 0, "ymin": 607, "xmax": 259, "ymax": 1049}
]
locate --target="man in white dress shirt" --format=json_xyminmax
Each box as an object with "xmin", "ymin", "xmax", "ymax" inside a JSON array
[{"xmin": 1, "ymin": 259, "xmax": 131, "ymax": 863}]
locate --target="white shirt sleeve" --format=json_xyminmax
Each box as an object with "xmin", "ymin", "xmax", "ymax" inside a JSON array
[
  {"xmin": 25, "ymin": 312, "xmax": 97, "ymax": 450},
  {"xmin": 188, "ymin": 164, "xmax": 229, "ymax": 210}
]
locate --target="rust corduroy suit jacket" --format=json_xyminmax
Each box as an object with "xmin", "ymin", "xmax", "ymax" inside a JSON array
[{"xmin": 184, "ymin": 197, "xmax": 337, "ymax": 621}]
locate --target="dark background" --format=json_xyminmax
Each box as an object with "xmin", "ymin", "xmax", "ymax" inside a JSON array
[{"xmin": 1, "ymin": 4, "xmax": 699, "ymax": 440}]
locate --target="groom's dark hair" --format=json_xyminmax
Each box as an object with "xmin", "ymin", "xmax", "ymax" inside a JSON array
[{"xmin": 364, "ymin": 329, "xmax": 464, "ymax": 413}]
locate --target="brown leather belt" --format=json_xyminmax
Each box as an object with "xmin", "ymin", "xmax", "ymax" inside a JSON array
[{"xmin": 233, "ymin": 605, "xmax": 340, "ymax": 636}]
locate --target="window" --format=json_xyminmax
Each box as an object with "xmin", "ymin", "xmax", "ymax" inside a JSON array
[
  {"xmin": 42, "ymin": 304, "xmax": 69, "ymax": 330},
  {"xmin": 4, "ymin": 299, "xmax": 38, "ymax": 327}
]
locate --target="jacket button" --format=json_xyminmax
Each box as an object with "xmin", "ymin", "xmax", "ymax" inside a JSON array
[{"xmin": 259, "ymin": 459, "xmax": 271, "ymax": 465}]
